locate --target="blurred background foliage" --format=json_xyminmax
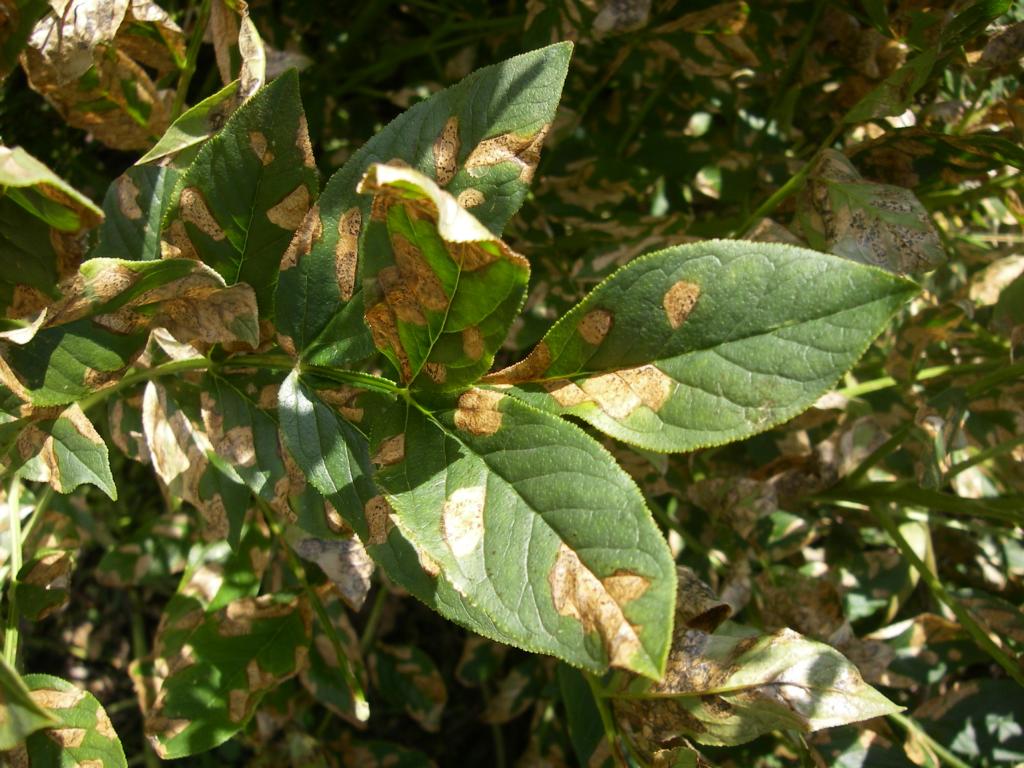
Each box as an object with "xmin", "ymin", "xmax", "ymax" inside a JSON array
[{"xmin": 1, "ymin": 0, "xmax": 1022, "ymax": 766}]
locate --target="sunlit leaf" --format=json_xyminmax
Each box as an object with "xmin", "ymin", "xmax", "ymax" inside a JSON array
[
  {"xmin": 275, "ymin": 42, "xmax": 571, "ymax": 363},
  {"xmin": 0, "ymin": 656, "xmax": 57, "ymax": 749},
  {"xmin": 488, "ymin": 240, "xmax": 915, "ymax": 453}
]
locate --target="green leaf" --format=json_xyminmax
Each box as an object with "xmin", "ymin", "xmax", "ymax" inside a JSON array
[
  {"xmin": 12, "ymin": 403, "xmax": 117, "ymax": 499},
  {"xmin": 798, "ymin": 149, "xmax": 944, "ymax": 274},
  {"xmin": 165, "ymin": 70, "xmax": 318, "ymax": 316},
  {"xmin": 93, "ymin": 165, "xmax": 181, "ymax": 261},
  {"xmin": 0, "ymin": 145, "xmax": 103, "ymax": 321},
  {"xmin": 16, "ymin": 548, "xmax": 75, "ymax": 620},
  {"xmin": 941, "ymin": 0, "xmax": 1012, "ymax": 49},
  {"xmin": 19, "ymin": 674, "xmax": 126, "ymax": 768},
  {"xmin": 612, "ymin": 627, "xmax": 903, "ymax": 747},
  {"xmin": 843, "ymin": 50, "xmax": 937, "ymax": 124},
  {"xmin": 0, "ymin": 145, "xmax": 103, "ymax": 231},
  {"xmin": 274, "ymin": 42, "xmax": 572, "ymax": 361},
  {"xmin": 914, "ymin": 679, "xmax": 1024, "ymax": 763},
  {"xmin": 488, "ymin": 240, "xmax": 916, "ymax": 453},
  {"xmin": 0, "ymin": 656, "xmax": 57, "ymax": 750},
  {"xmin": 276, "ymin": 372, "xmax": 540, "ymax": 651},
  {"xmin": 137, "ymin": 80, "xmax": 242, "ymax": 166},
  {"xmin": 358, "ymin": 163, "xmax": 530, "ymax": 389},
  {"xmin": 298, "ymin": 597, "xmax": 367, "ymax": 726},
  {"xmin": 371, "ymin": 392, "xmax": 676, "ymax": 678}
]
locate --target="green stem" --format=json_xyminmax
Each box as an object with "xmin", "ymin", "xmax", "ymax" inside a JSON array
[
  {"xmin": 819, "ymin": 481, "xmax": 1023, "ymax": 525},
  {"xmin": 835, "ymin": 360, "xmax": 999, "ymax": 399},
  {"xmin": 585, "ymin": 673, "xmax": 631, "ymax": 767},
  {"xmin": 735, "ymin": 122, "xmax": 844, "ymax": 236},
  {"xmin": 872, "ymin": 504, "xmax": 1024, "ymax": 688},
  {"xmin": 844, "ymin": 423, "xmax": 913, "ymax": 485},
  {"xmin": 302, "ymin": 364, "xmax": 403, "ymax": 395},
  {"xmin": 15, "ymin": 486, "xmax": 54, "ymax": 559},
  {"xmin": 889, "ymin": 712, "xmax": 972, "ymax": 768},
  {"xmin": 79, "ymin": 356, "xmax": 214, "ymax": 413},
  {"xmin": 964, "ymin": 359, "xmax": 1024, "ymax": 398},
  {"xmin": 263, "ymin": 506, "xmax": 370, "ymax": 722},
  {"xmin": 171, "ymin": 0, "xmax": 212, "ymax": 120},
  {"xmin": 359, "ymin": 585, "xmax": 388, "ymax": 654},
  {"xmin": 3, "ymin": 476, "xmax": 23, "ymax": 668},
  {"xmin": 946, "ymin": 435, "xmax": 1024, "ymax": 479}
]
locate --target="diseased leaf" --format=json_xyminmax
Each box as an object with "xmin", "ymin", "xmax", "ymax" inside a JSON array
[
  {"xmin": 288, "ymin": 527, "xmax": 374, "ymax": 611},
  {"xmin": 843, "ymin": 49, "xmax": 937, "ymax": 124},
  {"xmin": 0, "ymin": 655, "xmax": 57, "ymax": 750},
  {"xmin": 798, "ymin": 149, "xmax": 944, "ymax": 274},
  {"xmin": 142, "ymin": 380, "xmax": 250, "ymax": 544},
  {"xmin": 138, "ymin": 80, "xmax": 241, "ymax": 166},
  {"xmin": 16, "ymin": 548, "xmax": 75, "ymax": 620},
  {"xmin": 96, "ymin": 510, "xmax": 193, "ymax": 587},
  {"xmin": 487, "ymin": 240, "xmax": 915, "ymax": 453},
  {"xmin": 93, "ymin": 165, "xmax": 181, "ymax": 261},
  {"xmin": 274, "ymin": 42, "xmax": 571, "ymax": 361},
  {"xmin": 481, "ymin": 660, "xmax": 545, "ymax": 724},
  {"xmin": 358, "ymin": 163, "xmax": 529, "ymax": 389},
  {"xmin": 10, "ymin": 402, "xmax": 117, "ymax": 498},
  {"xmin": 613, "ymin": 626, "xmax": 902, "ymax": 748},
  {"xmin": 20, "ymin": 0, "xmax": 182, "ymax": 150},
  {"xmin": 371, "ymin": 393, "xmax": 676, "ymax": 678},
  {"xmin": 0, "ymin": 144, "xmax": 103, "ymax": 231},
  {"xmin": 18, "ymin": 674, "xmax": 126, "ymax": 768},
  {"xmin": 209, "ymin": 0, "xmax": 265, "ymax": 102},
  {"xmin": 369, "ymin": 643, "xmax": 447, "ymax": 733},
  {"xmin": 165, "ymin": 69, "xmax": 316, "ymax": 317},
  {"xmin": 914, "ymin": 679, "xmax": 1024, "ymax": 764}
]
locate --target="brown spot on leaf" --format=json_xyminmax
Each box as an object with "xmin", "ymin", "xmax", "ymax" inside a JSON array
[
  {"xmin": 219, "ymin": 596, "xmax": 296, "ymax": 637},
  {"xmin": 296, "ymin": 114, "xmax": 316, "ymax": 168},
  {"xmin": 391, "ymin": 232, "xmax": 449, "ymax": 311},
  {"xmin": 422, "ymin": 362, "xmax": 447, "ymax": 384},
  {"xmin": 378, "ymin": 266, "xmax": 427, "ymax": 325},
  {"xmin": 280, "ymin": 205, "xmax": 323, "ymax": 271},
  {"xmin": 372, "ymin": 434, "xmax": 405, "ymax": 467},
  {"xmin": 163, "ymin": 219, "xmax": 199, "ymax": 260},
  {"xmin": 433, "ymin": 116, "xmax": 460, "ymax": 187},
  {"xmin": 249, "ymin": 131, "xmax": 273, "ymax": 165},
  {"xmin": 47, "ymin": 728, "xmax": 87, "ymax": 748},
  {"xmin": 663, "ymin": 280, "xmax": 700, "ymax": 329},
  {"xmin": 462, "ymin": 326, "xmax": 484, "ymax": 360},
  {"xmin": 580, "ymin": 364, "xmax": 674, "ymax": 419},
  {"xmin": 179, "ymin": 187, "xmax": 225, "ymax": 241},
  {"xmin": 267, "ymin": 185, "xmax": 311, "ymax": 230},
  {"xmin": 454, "ymin": 389, "xmax": 504, "ymax": 435},
  {"xmin": 456, "ymin": 188, "xmax": 485, "ymax": 208},
  {"xmin": 364, "ymin": 496, "xmax": 395, "ymax": 545},
  {"xmin": 95, "ymin": 703, "xmax": 118, "ymax": 738},
  {"xmin": 578, "ymin": 309, "xmax": 613, "ymax": 345},
  {"xmin": 30, "ymin": 687, "xmax": 85, "ymax": 710},
  {"xmin": 366, "ymin": 302, "xmax": 411, "ymax": 380},
  {"xmin": 335, "ymin": 207, "xmax": 361, "ymax": 301},
  {"xmin": 442, "ymin": 486, "xmax": 486, "ymax": 557},
  {"xmin": 483, "ymin": 341, "xmax": 551, "ymax": 384},
  {"xmin": 544, "ymin": 379, "xmax": 590, "ymax": 407},
  {"xmin": 229, "ymin": 689, "xmax": 249, "ymax": 722},
  {"xmin": 466, "ymin": 124, "xmax": 550, "ymax": 183},
  {"xmin": 549, "ymin": 543, "xmax": 644, "ymax": 668},
  {"xmin": 116, "ymin": 174, "xmax": 143, "ymax": 219},
  {"xmin": 602, "ymin": 571, "xmax": 651, "ymax": 604}
]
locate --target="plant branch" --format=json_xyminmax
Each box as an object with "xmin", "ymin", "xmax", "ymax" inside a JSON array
[
  {"xmin": 872, "ymin": 503, "xmax": 1024, "ymax": 687},
  {"xmin": 585, "ymin": 673, "xmax": 632, "ymax": 767}
]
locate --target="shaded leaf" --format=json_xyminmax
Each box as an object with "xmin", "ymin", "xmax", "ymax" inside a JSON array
[
  {"xmin": 96, "ymin": 510, "xmax": 193, "ymax": 587},
  {"xmin": 298, "ymin": 590, "xmax": 367, "ymax": 727},
  {"xmin": 0, "ymin": 0, "xmax": 48, "ymax": 77},
  {"xmin": 488, "ymin": 240, "xmax": 915, "ymax": 452},
  {"xmin": 165, "ymin": 69, "xmax": 317, "ymax": 316},
  {"xmin": 369, "ymin": 643, "xmax": 447, "ymax": 732},
  {"xmin": 358, "ymin": 163, "xmax": 529, "ymax": 389},
  {"xmin": 914, "ymin": 679, "xmax": 1024, "ymax": 764},
  {"xmin": 18, "ymin": 674, "xmax": 126, "ymax": 768},
  {"xmin": 843, "ymin": 49, "xmax": 937, "ymax": 124},
  {"xmin": 275, "ymin": 42, "xmax": 571, "ymax": 362},
  {"xmin": 557, "ymin": 664, "xmax": 615, "ymax": 768}
]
